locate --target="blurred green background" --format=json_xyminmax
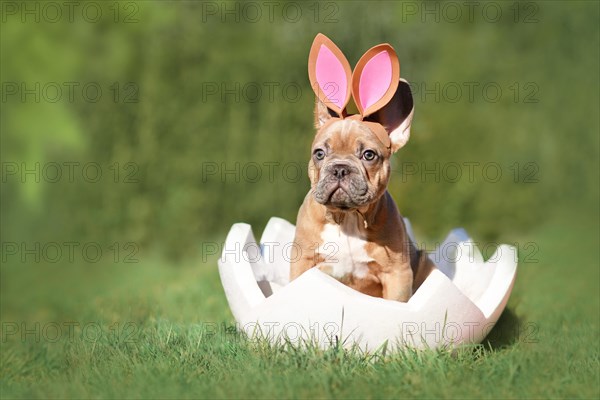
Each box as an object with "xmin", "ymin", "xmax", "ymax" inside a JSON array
[
  {"xmin": 1, "ymin": 1, "xmax": 598, "ymax": 256},
  {"xmin": 1, "ymin": 1, "xmax": 599, "ymax": 398}
]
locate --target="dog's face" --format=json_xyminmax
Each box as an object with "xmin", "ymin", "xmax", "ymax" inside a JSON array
[
  {"xmin": 309, "ymin": 119, "xmax": 391, "ymax": 210},
  {"xmin": 305, "ymin": 34, "xmax": 416, "ymax": 211}
]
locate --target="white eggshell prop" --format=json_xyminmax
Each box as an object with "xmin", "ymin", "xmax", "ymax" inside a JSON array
[{"xmin": 218, "ymin": 217, "xmax": 517, "ymax": 351}]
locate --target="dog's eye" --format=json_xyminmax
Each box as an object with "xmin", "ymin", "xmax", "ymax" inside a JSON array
[
  {"xmin": 362, "ymin": 150, "xmax": 377, "ymax": 161},
  {"xmin": 313, "ymin": 149, "xmax": 326, "ymax": 161}
]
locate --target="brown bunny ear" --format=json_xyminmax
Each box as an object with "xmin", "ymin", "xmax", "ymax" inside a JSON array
[
  {"xmin": 351, "ymin": 44, "xmax": 400, "ymax": 117},
  {"xmin": 308, "ymin": 33, "xmax": 352, "ymax": 117},
  {"xmin": 368, "ymin": 78, "xmax": 414, "ymax": 153}
]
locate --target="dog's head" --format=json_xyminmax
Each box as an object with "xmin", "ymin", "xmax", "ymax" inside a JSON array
[{"xmin": 307, "ymin": 34, "xmax": 415, "ymax": 210}]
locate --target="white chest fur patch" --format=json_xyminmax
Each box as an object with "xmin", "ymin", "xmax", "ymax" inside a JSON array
[{"xmin": 315, "ymin": 217, "xmax": 374, "ymax": 280}]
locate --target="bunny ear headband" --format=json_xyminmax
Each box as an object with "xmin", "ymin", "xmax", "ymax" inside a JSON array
[{"xmin": 308, "ymin": 33, "xmax": 414, "ymax": 152}]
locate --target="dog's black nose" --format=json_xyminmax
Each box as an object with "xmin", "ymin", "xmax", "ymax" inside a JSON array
[{"xmin": 332, "ymin": 163, "xmax": 350, "ymax": 179}]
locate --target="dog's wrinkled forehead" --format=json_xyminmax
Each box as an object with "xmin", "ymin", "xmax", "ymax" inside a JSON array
[{"xmin": 313, "ymin": 119, "xmax": 389, "ymax": 155}]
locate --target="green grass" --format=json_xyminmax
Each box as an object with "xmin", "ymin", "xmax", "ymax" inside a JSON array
[{"xmin": 1, "ymin": 215, "xmax": 599, "ymax": 399}]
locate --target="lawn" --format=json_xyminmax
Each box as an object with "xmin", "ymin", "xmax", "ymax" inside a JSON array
[{"xmin": 1, "ymin": 214, "xmax": 598, "ymax": 399}]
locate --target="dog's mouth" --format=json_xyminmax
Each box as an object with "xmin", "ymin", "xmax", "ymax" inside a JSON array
[
  {"xmin": 313, "ymin": 177, "xmax": 371, "ymax": 209},
  {"xmin": 328, "ymin": 186, "xmax": 351, "ymax": 208}
]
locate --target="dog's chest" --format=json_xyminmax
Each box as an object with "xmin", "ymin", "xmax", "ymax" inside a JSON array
[{"xmin": 315, "ymin": 219, "xmax": 375, "ymax": 281}]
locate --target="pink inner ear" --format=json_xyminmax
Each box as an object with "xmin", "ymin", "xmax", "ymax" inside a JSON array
[
  {"xmin": 358, "ymin": 50, "xmax": 392, "ymax": 110},
  {"xmin": 315, "ymin": 45, "xmax": 348, "ymax": 109}
]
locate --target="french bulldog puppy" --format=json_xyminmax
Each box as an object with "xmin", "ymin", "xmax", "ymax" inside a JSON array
[{"xmin": 289, "ymin": 34, "xmax": 433, "ymax": 302}]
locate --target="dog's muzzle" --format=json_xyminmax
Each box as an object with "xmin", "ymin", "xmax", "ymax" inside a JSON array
[{"xmin": 313, "ymin": 161, "xmax": 370, "ymax": 208}]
